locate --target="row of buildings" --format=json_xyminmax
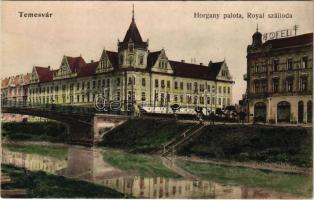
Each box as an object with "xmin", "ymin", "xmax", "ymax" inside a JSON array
[
  {"xmin": 1, "ymin": 10, "xmax": 234, "ymax": 114},
  {"xmin": 242, "ymin": 27, "xmax": 313, "ymax": 124}
]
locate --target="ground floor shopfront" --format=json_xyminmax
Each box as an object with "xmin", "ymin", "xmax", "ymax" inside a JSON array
[{"xmin": 248, "ymin": 95, "xmax": 312, "ymax": 124}]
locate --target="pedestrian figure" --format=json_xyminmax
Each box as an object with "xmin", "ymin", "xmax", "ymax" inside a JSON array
[
  {"xmin": 239, "ymin": 111, "xmax": 246, "ymax": 124},
  {"xmin": 209, "ymin": 111, "xmax": 215, "ymax": 125}
]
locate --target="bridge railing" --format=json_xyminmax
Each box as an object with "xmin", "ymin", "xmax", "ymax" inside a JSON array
[{"xmin": 1, "ymin": 100, "xmax": 97, "ymax": 116}]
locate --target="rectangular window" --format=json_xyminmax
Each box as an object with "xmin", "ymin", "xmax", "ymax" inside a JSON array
[
  {"xmin": 273, "ymin": 59, "xmax": 279, "ymax": 72},
  {"xmin": 93, "ymin": 80, "xmax": 96, "ymax": 88},
  {"xmin": 167, "ymin": 93, "xmax": 170, "ymax": 102},
  {"xmin": 287, "ymin": 58, "xmax": 293, "ymax": 70},
  {"xmin": 155, "ymin": 79, "xmax": 159, "ymax": 88},
  {"xmin": 200, "ymin": 96, "xmax": 204, "ymax": 104},
  {"xmin": 218, "ymin": 86, "xmax": 222, "ymax": 93},
  {"xmin": 302, "ymin": 56, "xmax": 308, "ymax": 69},
  {"xmin": 287, "ymin": 78, "xmax": 293, "ymax": 92},
  {"xmin": 167, "ymin": 81, "xmax": 170, "ymax": 88},
  {"xmin": 223, "ymin": 86, "xmax": 226, "ymax": 94},
  {"xmin": 141, "ymin": 92, "xmax": 146, "ymax": 101},
  {"xmin": 272, "ymin": 79, "xmax": 279, "ymax": 93},
  {"xmin": 142, "ymin": 78, "xmax": 146, "ymax": 87},
  {"xmin": 87, "ymin": 82, "xmax": 90, "ymax": 89},
  {"xmin": 228, "ymin": 87, "xmax": 230, "ymax": 94},
  {"xmin": 200, "ymin": 84, "xmax": 204, "ymax": 92},
  {"xmin": 174, "ymin": 95, "xmax": 178, "ymax": 102},
  {"xmin": 300, "ymin": 77, "xmax": 308, "ymax": 92},
  {"xmin": 180, "ymin": 82, "xmax": 183, "ymax": 90},
  {"xmin": 194, "ymin": 82, "xmax": 198, "ymax": 92},
  {"xmin": 180, "ymin": 95, "xmax": 183, "ymax": 103},
  {"xmin": 161, "ymin": 80, "xmax": 165, "ymax": 88},
  {"xmin": 174, "ymin": 81, "xmax": 178, "ymax": 89}
]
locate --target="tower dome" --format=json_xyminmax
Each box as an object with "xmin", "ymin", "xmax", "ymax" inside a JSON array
[{"xmin": 252, "ymin": 24, "xmax": 262, "ymax": 48}]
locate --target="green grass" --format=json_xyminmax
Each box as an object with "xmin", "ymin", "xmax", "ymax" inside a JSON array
[
  {"xmin": 101, "ymin": 119, "xmax": 193, "ymax": 153},
  {"xmin": 177, "ymin": 125, "xmax": 312, "ymax": 166},
  {"xmin": 2, "ymin": 122, "xmax": 67, "ymax": 142},
  {"xmin": 176, "ymin": 159, "xmax": 312, "ymax": 197},
  {"xmin": 1, "ymin": 164, "xmax": 124, "ymax": 198},
  {"xmin": 103, "ymin": 149, "xmax": 180, "ymax": 178},
  {"xmin": 3, "ymin": 144, "xmax": 68, "ymax": 160}
]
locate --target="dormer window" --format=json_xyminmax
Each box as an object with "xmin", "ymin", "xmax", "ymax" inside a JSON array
[
  {"xmin": 159, "ymin": 60, "xmax": 167, "ymax": 69},
  {"xmin": 139, "ymin": 55, "xmax": 144, "ymax": 65},
  {"xmin": 128, "ymin": 44, "xmax": 134, "ymax": 53},
  {"xmin": 119, "ymin": 54, "xmax": 123, "ymax": 65}
]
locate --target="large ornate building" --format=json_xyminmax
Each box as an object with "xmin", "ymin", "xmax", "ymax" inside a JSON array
[
  {"xmin": 2, "ymin": 9, "xmax": 234, "ymax": 114},
  {"xmin": 245, "ymin": 28, "xmax": 313, "ymax": 123}
]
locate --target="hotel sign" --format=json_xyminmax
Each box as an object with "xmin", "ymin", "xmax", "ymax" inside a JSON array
[{"xmin": 263, "ymin": 25, "xmax": 298, "ymax": 41}]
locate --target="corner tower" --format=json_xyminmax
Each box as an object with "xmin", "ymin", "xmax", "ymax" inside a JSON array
[{"xmin": 118, "ymin": 5, "xmax": 149, "ymax": 69}]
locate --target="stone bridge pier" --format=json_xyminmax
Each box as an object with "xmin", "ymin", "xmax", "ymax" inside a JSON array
[
  {"xmin": 67, "ymin": 114, "xmax": 128, "ymax": 146},
  {"xmin": 92, "ymin": 114, "xmax": 128, "ymax": 144}
]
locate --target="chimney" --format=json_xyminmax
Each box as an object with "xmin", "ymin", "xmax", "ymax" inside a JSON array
[
  {"xmin": 200, "ymin": 63, "xmax": 203, "ymax": 66},
  {"xmin": 48, "ymin": 66, "xmax": 50, "ymax": 70},
  {"xmin": 181, "ymin": 60, "xmax": 185, "ymax": 63},
  {"xmin": 91, "ymin": 60, "xmax": 94, "ymax": 63}
]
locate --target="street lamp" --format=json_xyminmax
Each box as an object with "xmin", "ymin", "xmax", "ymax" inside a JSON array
[{"xmin": 204, "ymin": 89, "xmax": 208, "ymax": 116}]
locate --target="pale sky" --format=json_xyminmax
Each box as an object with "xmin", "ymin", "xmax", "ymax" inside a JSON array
[{"xmin": 1, "ymin": 1, "xmax": 313, "ymax": 103}]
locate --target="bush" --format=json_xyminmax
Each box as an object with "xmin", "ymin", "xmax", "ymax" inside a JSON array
[
  {"xmin": 177, "ymin": 125, "xmax": 312, "ymax": 166},
  {"xmin": 2, "ymin": 122, "xmax": 67, "ymax": 142}
]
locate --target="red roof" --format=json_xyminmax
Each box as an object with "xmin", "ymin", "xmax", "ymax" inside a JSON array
[
  {"xmin": 105, "ymin": 51, "xmax": 118, "ymax": 69},
  {"xmin": 169, "ymin": 60, "xmax": 224, "ymax": 81},
  {"xmin": 263, "ymin": 33, "xmax": 313, "ymax": 49},
  {"xmin": 77, "ymin": 61, "xmax": 99, "ymax": 77},
  {"xmin": 23, "ymin": 73, "xmax": 30, "ymax": 85},
  {"xmin": 147, "ymin": 51, "xmax": 161, "ymax": 69},
  {"xmin": 35, "ymin": 66, "xmax": 53, "ymax": 82},
  {"xmin": 66, "ymin": 56, "xmax": 86, "ymax": 73},
  {"xmin": 13, "ymin": 75, "xmax": 20, "ymax": 86},
  {"xmin": 1, "ymin": 77, "xmax": 10, "ymax": 88}
]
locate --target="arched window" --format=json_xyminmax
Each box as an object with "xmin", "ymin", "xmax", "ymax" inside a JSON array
[
  {"xmin": 298, "ymin": 101, "xmax": 304, "ymax": 123},
  {"xmin": 307, "ymin": 101, "xmax": 312, "ymax": 123},
  {"xmin": 277, "ymin": 101, "xmax": 291, "ymax": 123}
]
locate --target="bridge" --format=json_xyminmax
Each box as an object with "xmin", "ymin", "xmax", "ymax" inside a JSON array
[
  {"xmin": 1, "ymin": 101, "xmax": 130, "ymax": 146},
  {"xmin": 2, "ymin": 100, "xmax": 232, "ymax": 146}
]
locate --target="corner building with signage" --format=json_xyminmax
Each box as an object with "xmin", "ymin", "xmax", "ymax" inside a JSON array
[
  {"xmin": 245, "ymin": 29, "xmax": 313, "ymax": 123},
  {"xmin": 2, "ymin": 10, "xmax": 234, "ymax": 114}
]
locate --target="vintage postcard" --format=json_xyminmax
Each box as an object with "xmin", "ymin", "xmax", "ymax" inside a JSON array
[{"xmin": 1, "ymin": 1, "xmax": 313, "ymax": 199}]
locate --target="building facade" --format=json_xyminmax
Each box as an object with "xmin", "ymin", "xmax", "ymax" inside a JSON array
[
  {"xmin": 2, "ymin": 10, "xmax": 234, "ymax": 114},
  {"xmin": 245, "ymin": 29, "xmax": 313, "ymax": 123}
]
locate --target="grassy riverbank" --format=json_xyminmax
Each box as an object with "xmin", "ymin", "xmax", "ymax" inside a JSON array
[
  {"xmin": 1, "ymin": 164, "xmax": 124, "ymax": 198},
  {"xmin": 2, "ymin": 122, "xmax": 67, "ymax": 142},
  {"xmin": 3, "ymin": 143, "xmax": 68, "ymax": 159},
  {"xmin": 103, "ymin": 149, "xmax": 180, "ymax": 178},
  {"xmin": 100, "ymin": 119, "xmax": 193, "ymax": 153},
  {"xmin": 176, "ymin": 159, "xmax": 312, "ymax": 197},
  {"xmin": 177, "ymin": 125, "xmax": 312, "ymax": 167}
]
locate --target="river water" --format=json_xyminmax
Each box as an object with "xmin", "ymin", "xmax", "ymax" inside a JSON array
[{"xmin": 1, "ymin": 143, "xmax": 300, "ymax": 199}]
